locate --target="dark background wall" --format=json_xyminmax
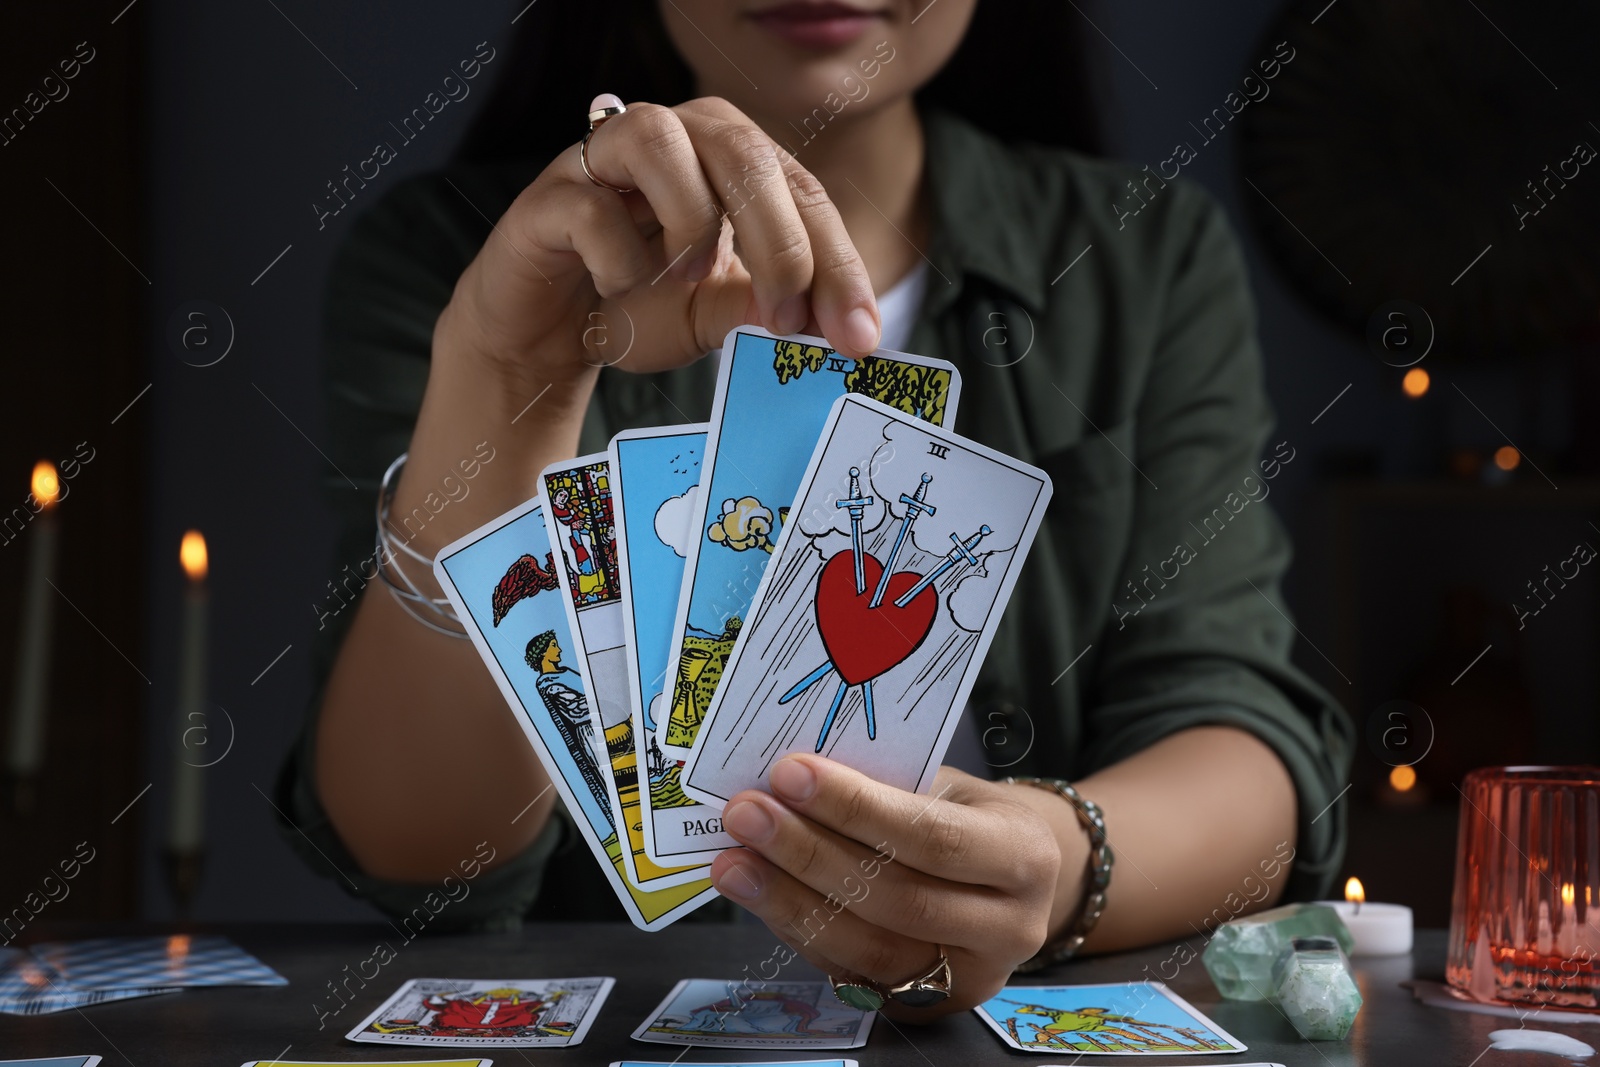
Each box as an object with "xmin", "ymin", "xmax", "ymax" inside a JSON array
[{"xmin": 1, "ymin": 0, "xmax": 1590, "ymax": 926}]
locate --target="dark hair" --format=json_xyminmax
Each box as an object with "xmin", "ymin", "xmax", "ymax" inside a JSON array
[
  {"xmin": 455, "ymin": 0, "xmax": 1104, "ymax": 165},
  {"xmin": 525, "ymin": 629, "xmax": 558, "ymax": 669}
]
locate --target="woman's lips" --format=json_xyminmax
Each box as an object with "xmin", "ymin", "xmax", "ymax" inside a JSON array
[{"xmin": 748, "ymin": 2, "xmax": 884, "ymax": 50}]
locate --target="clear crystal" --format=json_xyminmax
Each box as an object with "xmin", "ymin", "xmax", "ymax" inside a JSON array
[
  {"xmin": 1272, "ymin": 935, "xmax": 1363, "ymax": 1040},
  {"xmin": 1202, "ymin": 903, "xmax": 1355, "ymax": 1001}
]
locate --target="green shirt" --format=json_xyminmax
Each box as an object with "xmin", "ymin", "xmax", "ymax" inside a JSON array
[{"xmin": 277, "ymin": 108, "xmax": 1353, "ymax": 930}]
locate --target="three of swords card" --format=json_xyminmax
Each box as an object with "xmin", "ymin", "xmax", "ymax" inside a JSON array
[{"xmin": 682, "ymin": 394, "xmax": 1052, "ymax": 804}]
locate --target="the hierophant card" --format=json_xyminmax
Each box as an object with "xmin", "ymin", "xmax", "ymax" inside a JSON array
[
  {"xmin": 540, "ymin": 454, "xmax": 709, "ymax": 892},
  {"xmin": 972, "ymin": 982, "xmax": 1248, "ymax": 1056},
  {"xmin": 632, "ymin": 979, "xmax": 874, "ymax": 1050},
  {"xmin": 434, "ymin": 497, "xmax": 717, "ymax": 930},
  {"xmin": 0, "ymin": 1058, "xmax": 104, "ymax": 1066},
  {"xmin": 610, "ymin": 426, "xmax": 735, "ymax": 866},
  {"xmin": 346, "ymin": 977, "xmax": 613, "ymax": 1047},
  {"xmin": 659, "ymin": 327, "xmax": 961, "ymax": 757},
  {"xmin": 683, "ymin": 395, "xmax": 1051, "ymax": 804}
]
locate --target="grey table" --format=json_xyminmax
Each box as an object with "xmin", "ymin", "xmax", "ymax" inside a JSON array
[{"xmin": 0, "ymin": 926, "xmax": 1575, "ymax": 1065}]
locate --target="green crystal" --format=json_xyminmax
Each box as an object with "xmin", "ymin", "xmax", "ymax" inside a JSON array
[
  {"xmin": 831, "ymin": 982, "xmax": 883, "ymax": 1012},
  {"xmin": 1202, "ymin": 903, "xmax": 1355, "ymax": 1001},
  {"xmin": 1272, "ymin": 935, "xmax": 1362, "ymax": 1040}
]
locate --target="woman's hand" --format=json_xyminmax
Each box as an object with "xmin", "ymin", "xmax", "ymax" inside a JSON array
[
  {"xmin": 440, "ymin": 95, "xmax": 882, "ymax": 394},
  {"xmin": 710, "ymin": 755, "xmax": 1068, "ymax": 1018}
]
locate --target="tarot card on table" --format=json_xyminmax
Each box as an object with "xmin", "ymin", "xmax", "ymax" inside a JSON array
[
  {"xmin": 0, "ymin": 1058, "xmax": 103, "ymax": 1066},
  {"xmin": 239, "ymin": 1061, "xmax": 491, "ymax": 1066},
  {"xmin": 632, "ymin": 979, "xmax": 874, "ymax": 1049},
  {"xmin": 683, "ymin": 394, "xmax": 1051, "ymax": 803},
  {"xmin": 610, "ymin": 1061, "xmax": 859, "ymax": 1067},
  {"xmin": 973, "ymin": 982, "xmax": 1247, "ymax": 1055},
  {"xmin": 434, "ymin": 497, "xmax": 717, "ymax": 930},
  {"xmin": 660, "ymin": 327, "xmax": 961, "ymax": 757},
  {"xmin": 346, "ymin": 977, "xmax": 613, "ymax": 1047},
  {"xmin": 540, "ymin": 454, "xmax": 708, "ymax": 891},
  {"xmin": 28, "ymin": 935, "xmax": 284, "ymax": 989},
  {"xmin": 610, "ymin": 426, "xmax": 735, "ymax": 866},
  {"xmin": 0, "ymin": 948, "xmax": 177, "ymax": 1016}
]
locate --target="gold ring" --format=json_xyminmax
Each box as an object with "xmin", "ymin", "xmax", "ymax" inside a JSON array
[
  {"xmin": 829, "ymin": 946, "xmax": 952, "ymax": 1012},
  {"xmin": 581, "ymin": 93, "xmax": 634, "ymax": 194},
  {"xmin": 885, "ymin": 946, "xmax": 952, "ymax": 1007}
]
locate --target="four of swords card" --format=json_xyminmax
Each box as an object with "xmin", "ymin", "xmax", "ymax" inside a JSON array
[
  {"xmin": 610, "ymin": 426, "xmax": 737, "ymax": 866},
  {"xmin": 541, "ymin": 454, "xmax": 710, "ymax": 891},
  {"xmin": 433, "ymin": 497, "xmax": 718, "ymax": 930},
  {"xmin": 659, "ymin": 326, "xmax": 961, "ymax": 759},
  {"xmin": 347, "ymin": 977, "xmax": 614, "ymax": 1047},
  {"xmin": 683, "ymin": 394, "xmax": 1052, "ymax": 803}
]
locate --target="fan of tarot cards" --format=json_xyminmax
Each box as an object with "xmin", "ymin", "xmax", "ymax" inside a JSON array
[{"xmin": 434, "ymin": 325, "xmax": 1053, "ymax": 930}]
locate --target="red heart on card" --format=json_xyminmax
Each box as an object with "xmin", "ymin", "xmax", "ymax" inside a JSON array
[{"xmin": 813, "ymin": 550, "xmax": 937, "ymax": 687}]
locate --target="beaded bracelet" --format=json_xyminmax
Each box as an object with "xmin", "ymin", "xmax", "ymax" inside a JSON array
[{"xmin": 1003, "ymin": 776, "xmax": 1113, "ymax": 972}]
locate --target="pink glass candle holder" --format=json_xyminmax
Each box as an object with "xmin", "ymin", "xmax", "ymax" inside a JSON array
[{"xmin": 1447, "ymin": 766, "xmax": 1600, "ymax": 1007}]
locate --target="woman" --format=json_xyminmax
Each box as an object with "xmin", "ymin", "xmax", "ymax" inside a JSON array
[{"xmin": 279, "ymin": 0, "xmax": 1352, "ymax": 1017}]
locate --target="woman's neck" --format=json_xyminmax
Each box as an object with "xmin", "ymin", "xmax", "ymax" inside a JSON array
[{"xmin": 752, "ymin": 95, "xmax": 928, "ymax": 294}]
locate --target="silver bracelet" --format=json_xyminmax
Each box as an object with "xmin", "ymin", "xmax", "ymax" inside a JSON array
[
  {"xmin": 1004, "ymin": 776, "xmax": 1113, "ymax": 972},
  {"xmin": 375, "ymin": 452, "xmax": 468, "ymax": 639}
]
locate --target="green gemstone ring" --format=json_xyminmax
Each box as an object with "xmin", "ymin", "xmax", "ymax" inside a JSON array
[{"xmin": 829, "ymin": 975, "xmax": 886, "ymax": 1012}]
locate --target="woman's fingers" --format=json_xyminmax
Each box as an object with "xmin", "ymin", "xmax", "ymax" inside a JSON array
[
  {"xmin": 485, "ymin": 94, "xmax": 880, "ymax": 370},
  {"xmin": 717, "ymin": 787, "xmax": 1025, "ymax": 950},
  {"xmin": 765, "ymin": 755, "xmax": 1059, "ymax": 893},
  {"xmin": 711, "ymin": 848, "xmax": 957, "ymax": 988},
  {"xmin": 677, "ymin": 98, "xmax": 879, "ymax": 355},
  {"xmin": 568, "ymin": 102, "xmax": 725, "ymax": 284},
  {"xmin": 773, "ymin": 147, "xmax": 880, "ymax": 357},
  {"xmin": 672, "ymin": 102, "xmax": 815, "ymax": 333}
]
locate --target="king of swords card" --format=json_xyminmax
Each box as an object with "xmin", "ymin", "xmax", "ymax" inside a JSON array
[
  {"xmin": 660, "ymin": 326, "xmax": 961, "ymax": 759},
  {"xmin": 683, "ymin": 395, "xmax": 1052, "ymax": 804},
  {"xmin": 610, "ymin": 426, "xmax": 737, "ymax": 866},
  {"xmin": 434, "ymin": 497, "xmax": 718, "ymax": 930},
  {"xmin": 540, "ymin": 455, "xmax": 710, "ymax": 892}
]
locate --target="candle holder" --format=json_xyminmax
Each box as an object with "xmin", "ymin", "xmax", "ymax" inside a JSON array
[{"xmin": 1447, "ymin": 766, "xmax": 1600, "ymax": 1008}]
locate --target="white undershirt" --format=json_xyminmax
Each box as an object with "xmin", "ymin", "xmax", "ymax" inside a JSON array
[{"xmin": 874, "ymin": 260, "xmax": 929, "ymax": 354}]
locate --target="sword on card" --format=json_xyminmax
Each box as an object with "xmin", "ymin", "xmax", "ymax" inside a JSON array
[
  {"xmin": 893, "ymin": 525, "xmax": 991, "ymax": 607},
  {"xmin": 868, "ymin": 473, "xmax": 935, "ymax": 608},
  {"xmin": 835, "ymin": 466, "xmax": 874, "ymax": 596}
]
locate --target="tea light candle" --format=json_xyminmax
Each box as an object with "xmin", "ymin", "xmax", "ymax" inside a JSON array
[{"xmin": 1318, "ymin": 877, "xmax": 1414, "ymax": 956}]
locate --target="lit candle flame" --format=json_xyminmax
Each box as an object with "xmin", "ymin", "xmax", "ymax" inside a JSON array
[
  {"xmin": 21, "ymin": 965, "xmax": 46, "ymax": 988},
  {"xmin": 1402, "ymin": 367, "xmax": 1430, "ymax": 398},
  {"xmin": 1562, "ymin": 883, "xmax": 1576, "ymax": 908},
  {"xmin": 31, "ymin": 460, "xmax": 59, "ymax": 509},
  {"xmin": 180, "ymin": 531, "xmax": 208, "ymax": 582},
  {"xmin": 167, "ymin": 933, "xmax": 191, "ymax": 962},
  {"xmin": 1345, "ymin": 876, "xmax": 1365, "ymax": 913},
  {"xmin": 1389, "ymin": 765, "xmax": 1417, "ymax": 792}
]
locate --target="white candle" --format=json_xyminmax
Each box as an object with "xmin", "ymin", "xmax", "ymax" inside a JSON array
[
  {"xmin": 1319, "ymin": 877, "xmax": 1414, "ymax": 956},
  {"xmin": 166, "ymin": 530, "xmax": 208, "ymax": 855},
  {"xmin": 7, "ymin": 461, "xmax": 61, "ymax": 787}
]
